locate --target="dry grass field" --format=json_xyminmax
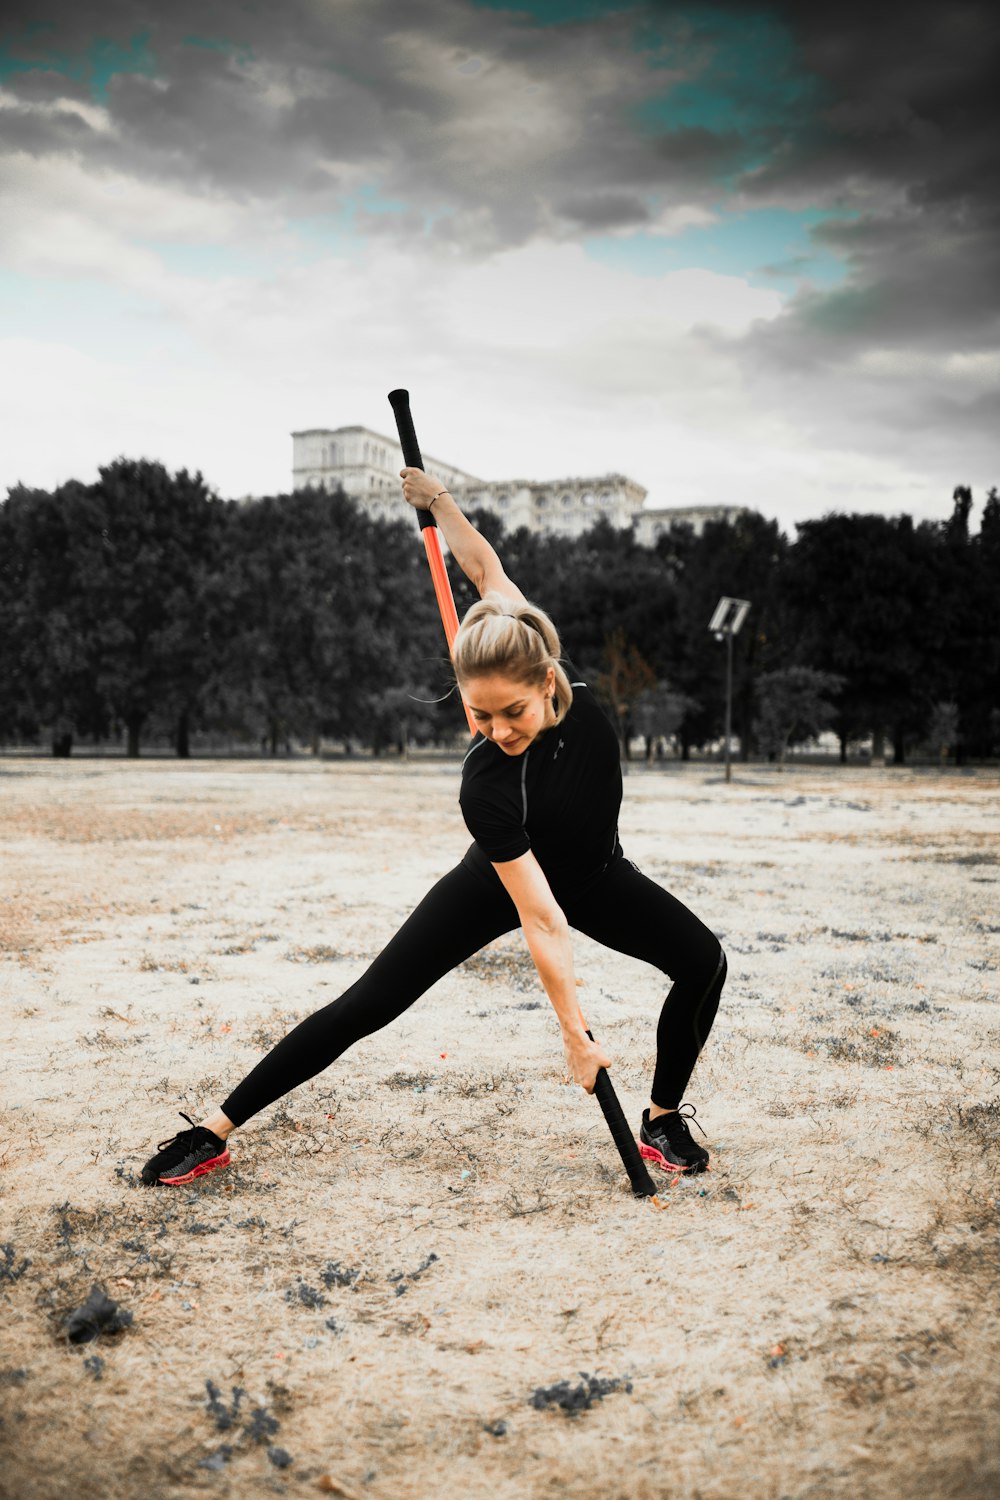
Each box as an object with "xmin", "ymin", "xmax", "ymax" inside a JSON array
[{"xmin": 0, "ymin": 756, "xmax": 998, "ymax": 1500}]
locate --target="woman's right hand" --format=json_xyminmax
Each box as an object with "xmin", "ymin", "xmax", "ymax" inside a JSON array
[
  {"xmin": 400, "ymin": 467, "xmax": 447, "ymax": 512},
  {"xmin": 562, "ymin": 1030, "xmax": 614, "ymax": 1094}
]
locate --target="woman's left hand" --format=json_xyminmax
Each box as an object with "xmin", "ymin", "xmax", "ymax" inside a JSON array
[{"xmin": 400, "ymin": 467, "xmax": 446, "ymax": 512}]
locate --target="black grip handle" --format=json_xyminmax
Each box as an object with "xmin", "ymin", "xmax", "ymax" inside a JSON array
[
  {"xmin": 586, "ymin": 1028, "xmax": 658, "ymax": 1197},
  {"xmin": 388, "ymin": 388, "xmax": 436, "ymax": 531}
]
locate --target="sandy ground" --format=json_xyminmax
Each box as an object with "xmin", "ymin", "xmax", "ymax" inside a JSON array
[{"xmin": 0, "ymin": 755, "xmax": 998, "ymax": 1500}]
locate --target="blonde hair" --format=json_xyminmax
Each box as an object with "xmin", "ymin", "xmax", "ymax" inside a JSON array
[{"xmin": 452, "ymin": 591, "xmax": 574, "ymax": 726}]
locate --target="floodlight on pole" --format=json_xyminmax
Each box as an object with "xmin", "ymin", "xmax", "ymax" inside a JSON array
[{"xmin": 709, "ymin": 596, "xmax": 751, "ymax": 783}]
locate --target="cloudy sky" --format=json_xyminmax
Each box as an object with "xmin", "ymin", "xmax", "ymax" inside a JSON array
[{"xmin": 1, "ymin": 0, "xmax": 997, "ymax": 530}]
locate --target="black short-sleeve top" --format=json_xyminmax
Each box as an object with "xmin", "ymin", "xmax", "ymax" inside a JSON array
[{"xmin": 459, "ymin": 659, "xmax": 623, "ymax": 905}]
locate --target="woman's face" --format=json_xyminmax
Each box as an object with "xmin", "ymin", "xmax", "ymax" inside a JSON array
[{"xmin": 462, "ymin": 668, "xmax": 556, "ymax": 755}]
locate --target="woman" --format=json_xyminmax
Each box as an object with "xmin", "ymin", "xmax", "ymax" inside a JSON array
[{"xmin": 141, "ymin": 471, "xmax": 727, "ymax": 1188}]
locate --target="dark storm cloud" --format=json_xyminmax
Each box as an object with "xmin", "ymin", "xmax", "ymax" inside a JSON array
[
  {"xmin": 752, "ymin": 0, "xmax": 1000, "ymax": 206},
  {"xmin": 0, "ymin": 97, "xmax": 101, "ymax": 155},
  {"xmin": 729, "ymin": 0, "xmax": 1000, "ymax": 351},
  {"xmin": 2, "ymin": 13, "xmax": 391, "ymax": 204},
  {"xmin": 652, "ymin": 0, "xmax": 1000, "ymax": 477},
  {"xmin": 2, "ymin": 0, "xmax": 997, "ymax": 458},
  {"xmin": 1, "ymin": 67, "xmax": 92, "ymax": 105},
  {"xmin": 553, "ymin": 191, "xmax": 651, "ymax": 230},
  {"xmin": 4, "ymin": 0, "xmax": 997, "ymax": 245},
  {"xmin": 0, "ymin": 0, "xmax": 735, "ymax": 231}
]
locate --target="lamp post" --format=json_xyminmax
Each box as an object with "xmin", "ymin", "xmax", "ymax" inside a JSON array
[{"xmin": 709, "ymin": 596, "xmax": 751, "ymax": 783}]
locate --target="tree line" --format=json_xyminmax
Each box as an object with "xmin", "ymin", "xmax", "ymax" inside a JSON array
[{"xmin": 0, "ymin": 459, "xmax": 997, "ymax": 763}]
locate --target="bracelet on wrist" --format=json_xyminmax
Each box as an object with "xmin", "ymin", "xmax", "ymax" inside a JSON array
[{"xmin": 430, "ymin": 489, "xmax": 449, "ymax": 509}]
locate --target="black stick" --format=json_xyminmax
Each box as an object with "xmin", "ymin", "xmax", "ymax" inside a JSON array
[{"xmin": 584, "ymin": 1027, "xmax": 659, "ymax": 1198}]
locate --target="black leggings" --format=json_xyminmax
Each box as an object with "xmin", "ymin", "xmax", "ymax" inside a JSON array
[{"xmin": 220, "ymin": 855, "xmax": 727, "ymax": 1128}]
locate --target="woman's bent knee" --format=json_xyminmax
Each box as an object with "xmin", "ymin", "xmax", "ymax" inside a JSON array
[
  {"xmin": 696, "ymin": 942, "xmax": 726, "ymax": 998},
  {"xmin": 674, "ymin": 937, "xmax": 726, "ymax": 993}
]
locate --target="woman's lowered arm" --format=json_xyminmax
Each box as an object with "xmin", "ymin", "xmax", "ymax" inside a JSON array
[{"xmin": 490, "ymin": 848, "xmax": 613, "ymax": 1094}]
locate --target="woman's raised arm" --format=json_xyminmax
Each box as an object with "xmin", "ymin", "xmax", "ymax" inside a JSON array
[{"xmin": 400, "ymin": 468, "xmax": 527, "ymax": 603}]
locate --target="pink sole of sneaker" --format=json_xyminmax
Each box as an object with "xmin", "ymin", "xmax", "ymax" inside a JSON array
[
  {"xmin": 637, "ymin": 1140, "xmax": 686, "ymax": 1172},
  {"xmin": 638, "ymin": 1140, "xmax": 707, "ymax": 1176},
  {"xmin": 158, "ymin": 1150, "xmax": 231, "ymax": 1185}
]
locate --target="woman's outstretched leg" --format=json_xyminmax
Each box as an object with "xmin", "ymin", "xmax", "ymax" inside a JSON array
[
  {"xmin": 220, "ymin": 863, "xmax": 519, "ymax": 1126},
  {"xmin": 141, "ymin": 863, "xmax": 518, "ymax": 1184}
]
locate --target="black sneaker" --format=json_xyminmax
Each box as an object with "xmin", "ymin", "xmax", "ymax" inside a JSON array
[
  {"xmin": 639, "ymin": 1103, "xmax": 709, "ymax": 1175},
  {"xmin": 140, "ymin": 1112, "xmax": 231, "ymax": 1187}
]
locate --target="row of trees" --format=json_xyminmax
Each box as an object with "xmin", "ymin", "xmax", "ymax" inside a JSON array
[{"xmin": 0, "ymin": 460, "xmax": 997, "ymax": 762}]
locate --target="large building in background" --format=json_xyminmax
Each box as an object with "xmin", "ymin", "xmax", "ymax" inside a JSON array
[{"xmin": 292, "ymin": 426, "xmax": 749, "ymax": 544}]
